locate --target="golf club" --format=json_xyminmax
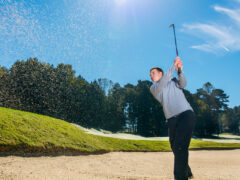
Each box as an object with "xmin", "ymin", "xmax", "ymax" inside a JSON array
[{"xmin": 169, "ymin": 24, "xmax": 181, "ymax": 74}]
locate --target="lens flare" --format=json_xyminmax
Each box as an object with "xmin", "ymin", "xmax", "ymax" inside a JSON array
[{"xmin": 115, "ymin": 0, "xmax": 127, "ymax": 6}]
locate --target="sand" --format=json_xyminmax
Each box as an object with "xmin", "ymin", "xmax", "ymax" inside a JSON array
[
  {"xmin": 1, "ymin": 150, "xmax": 240, "ymax": 180},
  {"xmin": 72, "ymin": 124, "xmax": 240, "ymax": 143}
]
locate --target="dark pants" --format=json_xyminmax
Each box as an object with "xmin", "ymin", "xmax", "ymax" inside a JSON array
[{"xmin": 167, "ymin": 110, "xmax": 196, "ymax": 180}]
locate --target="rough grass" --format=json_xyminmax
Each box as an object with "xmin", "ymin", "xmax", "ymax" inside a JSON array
[{"xmin": 0, "ymin": 107, "xmax": 240, "ymax": 155}]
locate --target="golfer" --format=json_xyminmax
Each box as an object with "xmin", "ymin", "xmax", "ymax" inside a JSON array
[{"xmin": 150, "ymin": 56, "xmax": 196, "ymax": 180}]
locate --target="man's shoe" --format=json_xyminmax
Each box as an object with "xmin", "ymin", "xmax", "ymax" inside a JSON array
[{"xmin": 188, "ymin": 175, "xmax": 194, "ymax": 179}]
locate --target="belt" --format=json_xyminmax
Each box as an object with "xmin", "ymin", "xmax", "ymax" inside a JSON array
[{"xmin": 172, "ymin": 113, "xmax": 181, "ymax": 118}]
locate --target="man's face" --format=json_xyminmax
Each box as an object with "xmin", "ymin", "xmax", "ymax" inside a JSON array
[{"xmin": 150, "ymin": 69, "xmax": 163, "ymax": 82}]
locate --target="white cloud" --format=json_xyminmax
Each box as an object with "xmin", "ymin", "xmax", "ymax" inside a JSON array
[
  {"xmin": 183, "ymin": 23, "xmax": 233, "ymax": 42},
  {"xmin": 214, "ymin": 6, "xmax": 240, "ymax": 24},
  {"xmin": 183, "ymin": 5, "xmax": 240, "ymax": 53},
  {"xmin": 191, "ymin": 44, "xmax": 217, "ymax": 53}
]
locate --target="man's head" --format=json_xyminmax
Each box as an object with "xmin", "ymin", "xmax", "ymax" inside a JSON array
[{"xmin": 150, "ymin": 67, "xmax": 164, "ymax": 82}]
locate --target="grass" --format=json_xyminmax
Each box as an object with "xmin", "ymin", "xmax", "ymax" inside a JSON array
[{"xmin": 0, "ymin": 107, "xmax": 240, "ymax": 155}]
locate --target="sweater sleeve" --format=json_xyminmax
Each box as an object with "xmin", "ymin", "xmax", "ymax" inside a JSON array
[{"xmin": 174, "ymin": 71, "xmax": 187, "ymax": 89}]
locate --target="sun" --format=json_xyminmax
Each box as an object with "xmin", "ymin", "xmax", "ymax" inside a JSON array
[{"xmin": 115, "ymin": 0, "xmax": 127, "ymax": 6}]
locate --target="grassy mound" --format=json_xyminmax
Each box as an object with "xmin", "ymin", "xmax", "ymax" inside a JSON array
[
  {"xmin": 0, "ymin": 107, "xmax": 111, "ymax": 154},
  {"xmin": 0, "ymin": 107, "xmax": 240, "ymax": 155},
  {"xmin": 0, "ymin": 107, "xmax": 170, "ymax": 154}
]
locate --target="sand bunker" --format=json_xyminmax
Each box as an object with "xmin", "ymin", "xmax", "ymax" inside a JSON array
[{"xmin": 1, "ymin": 150, "xmax": 240, "ymax": 180}]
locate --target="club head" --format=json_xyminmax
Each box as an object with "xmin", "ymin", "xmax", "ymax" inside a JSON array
[{"xmin": 169, "ymin": 24, "xmax": 174, "ymax": 28}]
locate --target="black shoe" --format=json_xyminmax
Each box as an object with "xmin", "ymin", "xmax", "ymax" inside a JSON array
[{"xmin": 188, "ymin": 175, "xmax": 194, "ymax": 179}]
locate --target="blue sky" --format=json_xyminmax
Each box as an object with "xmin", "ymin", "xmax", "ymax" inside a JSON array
[{"xmin": 1, "ymin": 0, "xmax": 240, "ymax": 107}]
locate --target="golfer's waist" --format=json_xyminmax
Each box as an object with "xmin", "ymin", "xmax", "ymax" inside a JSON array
[{"xmin": 165, "ymin": 108, "xmax": 193, "ymax": 120}]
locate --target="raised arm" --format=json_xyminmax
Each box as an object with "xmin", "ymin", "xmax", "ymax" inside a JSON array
[
  {"xmin": 174, "ymin": 57, "xmax": 187, "ymax": 89},
  {"xmin": 174, "ymin": 71, "xmax": 187, "ymax": 89}
]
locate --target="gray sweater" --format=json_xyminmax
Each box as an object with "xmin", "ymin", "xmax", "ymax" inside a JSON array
[{"xmin": 150, "ymin": 64, "xmax": 193, "ymax": 120}]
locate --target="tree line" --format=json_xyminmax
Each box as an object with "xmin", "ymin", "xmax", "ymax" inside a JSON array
[{"xmin": 0, "ymin": 58, "xmax": 239, "ymax": 137}]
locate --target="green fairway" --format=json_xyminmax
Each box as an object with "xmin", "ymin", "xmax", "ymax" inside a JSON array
[{"xmin": 0, "ymin": 107, "xmax": 240, "ymax": 154}]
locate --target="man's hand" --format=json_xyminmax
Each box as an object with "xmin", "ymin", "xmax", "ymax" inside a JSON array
[{"xmin": 174, "ymin": 56, "xmax": 183, "ymax": 71}]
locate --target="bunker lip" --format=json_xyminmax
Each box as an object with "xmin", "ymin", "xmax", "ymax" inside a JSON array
[{"xmin": 72, "ymin": 124, "xmax": 240, "ymax": 143}]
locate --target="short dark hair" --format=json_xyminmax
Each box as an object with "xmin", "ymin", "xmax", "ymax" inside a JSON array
[{"xmin": 150, "ymin": 67, "xmax": 164, "ymax": 74}]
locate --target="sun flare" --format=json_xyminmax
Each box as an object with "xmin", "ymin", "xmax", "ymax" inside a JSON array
[{"xmin": 115, "ymin": 0, "xmax": 127, "ymax": 6}]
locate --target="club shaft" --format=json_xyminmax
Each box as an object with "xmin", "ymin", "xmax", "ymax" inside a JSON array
[
  {"xmin": 172, "ymin": 25, "xmax": 178, "ymax": 56},
  {"xmin": 170, "ymin": 24, "xmax": 181, "ymax": 74}
]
